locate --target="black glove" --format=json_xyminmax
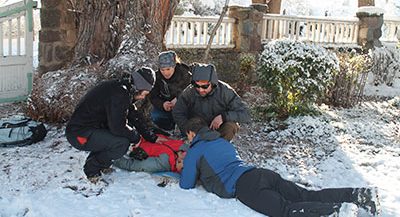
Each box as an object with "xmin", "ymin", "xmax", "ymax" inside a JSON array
[{"xmin": 129, "ymin": 147, "xmax": 149, "ymax": 160}]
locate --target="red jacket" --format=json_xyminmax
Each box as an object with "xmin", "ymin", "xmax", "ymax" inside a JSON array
[{"xmin": 134, "ymin": 134, "xmax": 184, "ymax": 172}]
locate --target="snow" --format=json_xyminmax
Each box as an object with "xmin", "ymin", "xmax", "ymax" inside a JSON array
[
  {"xmin": 1, "ymin": 1, "xmax": 400, "ymax": 216},
  {"xmin": 357, "ymin": 6, "xmax": 385, "ymax": 15},
  {"xmin": 1, "ymin": 81, "xmax": 399, "ymax": 216}
]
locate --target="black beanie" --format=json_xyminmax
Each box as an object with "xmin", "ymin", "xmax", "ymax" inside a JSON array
[{"xmin": 132, "ymin": 67, "xmax": 156, "ymax": 91}]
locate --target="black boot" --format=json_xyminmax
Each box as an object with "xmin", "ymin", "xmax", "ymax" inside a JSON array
[
  {"xmin": 352, "ymin": 187, "xmax": 380, "ymax": 216},
  {"xmin": 84, "ymin": 154, "xmax": 111, "ymax": 179}
]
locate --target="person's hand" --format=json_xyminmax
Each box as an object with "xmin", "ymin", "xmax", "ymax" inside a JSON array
[
  {"xmin": 155, "ymin": 136, "xmax": 169, "ymax": 144},
  {"xmin": 170, "ymin": 97, "xmax": 177, "ymax": 106},
  {"xmin": 163, "ymin": 101, "xmax": 174, "ymax": 111},
  {"xmin": 210, "ymin": 115, "xmax": 223, "ymax": 130},
  {"xmin": 131, "ymin": 140, "xmax": 141, "ymax": 149}
]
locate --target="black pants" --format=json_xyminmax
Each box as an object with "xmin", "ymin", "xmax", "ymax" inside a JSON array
[
  {"xmin": 236, "ymin": 168, "xmax": 356, "ymax": 217},
  {"xmin": 66, "ymin": 128, "xmax": 130, "ymax": 177}
]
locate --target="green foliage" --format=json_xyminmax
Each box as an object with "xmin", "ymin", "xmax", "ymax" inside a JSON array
[
  {"xmin": 257, "ymin": 39, "xmax": 339, "ymax": 119},
  {"xmin": 325, "ymin": 50, "xmax": 371, "ymax": 108},
  {"xmin": 234, "ymin": 54, "xmax": 256, "ymax": 96}
]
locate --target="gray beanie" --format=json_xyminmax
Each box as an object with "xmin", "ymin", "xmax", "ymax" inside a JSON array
[
  {"xmin": 191, "ymin": 63, "xmax": 218, "ymax": 85},
  {"xmin": 159, "ymin": 51, "xmax": 176, "ymax": 68},
  {"xmin": 132, "ymin": 67, "xmax": 156, "ymax": 92}
]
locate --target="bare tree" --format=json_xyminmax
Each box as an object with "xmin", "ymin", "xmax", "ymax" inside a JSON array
[
  {"xmin": 203, "ymin": 0, "xmax": 229, "ymax": 62},
  {"xmin": 28, "ymin": 0, "xmax": 179, "ymax": 122}
]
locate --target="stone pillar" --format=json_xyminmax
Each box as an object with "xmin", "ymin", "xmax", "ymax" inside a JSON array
[
  {"xmin": 228, "ymin": 6, "xmax": 265, "ymax": 53},
  {"xmin": 39, "ymin": 0, "xmax": 77, "ymax": 74},
  {"xmin": 356, "ymin": 6, "xmax": 384, "ymax": 51}
]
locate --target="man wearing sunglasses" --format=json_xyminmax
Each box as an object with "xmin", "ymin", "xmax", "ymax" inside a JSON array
[{"xmin": 172, "ymin": 63, "xmax": 251, "ymax": 141}]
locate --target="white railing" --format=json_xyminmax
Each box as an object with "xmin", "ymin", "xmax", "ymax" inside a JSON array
[
  {"xmin": 381, "ymin": 16, "xmax": 400, "ymax": 45},
  {"xmin": 165, "ymin": 15, "xmax": 235, "ymax": 49},
  {"xmin": 0, "ymin": 0, "xmax": 34, "ymax": 103},
  {"xmin": 261, "ymin": 14, "xmax": 360, "ymax": 46}
]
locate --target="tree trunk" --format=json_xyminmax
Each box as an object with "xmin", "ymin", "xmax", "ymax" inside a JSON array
[
  {"xmin": 267, "ymin": 0, "xmax": 282, "ymax": 14},
  {"xmin": 27, "ymin": 0, "xmax": 179, "ymax": 122},
  {"xmin": 358, "ymin": 0, "xmax": 375, "ymax": 7},
  {"xmin": 73, "ymin": 0, "xmax": 127, "ymax": 64}
]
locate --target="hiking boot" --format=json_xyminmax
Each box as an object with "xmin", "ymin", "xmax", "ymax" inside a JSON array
[
  {"xmin": 87, "ymin": 174, "xmax": 102, "ymax": 184},
  {"xmin": 327, "ymin": 203, "xmax": 358, "ymax": 217},
  {"xmin": 100, "ymin": 167, "xmax": 115, "ymax": 175},
  {"xmin": 352, "ymin": 187, "xmax": 380, "ymax": 216}
]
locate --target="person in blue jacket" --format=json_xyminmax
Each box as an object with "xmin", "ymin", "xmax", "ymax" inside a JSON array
[{"xmin": 179, "ymin": 117, "xmax": 380, "ymax": 217}]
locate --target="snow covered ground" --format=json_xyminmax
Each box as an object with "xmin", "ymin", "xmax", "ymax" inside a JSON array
[{"xmin": 0, "ymin": 77, "xmax": 399, "ymax": 216}]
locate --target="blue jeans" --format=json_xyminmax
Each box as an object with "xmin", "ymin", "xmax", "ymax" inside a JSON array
[{"xmin": 151, "ymin": 107, "xmax": 175, "ymax": 131}]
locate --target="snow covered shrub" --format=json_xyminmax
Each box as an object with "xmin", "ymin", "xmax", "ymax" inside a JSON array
[
  {"xmin": 257, "ymin": 39, "xmax": 339, "ymax": 119},
  {"xmin": 369, "ymin": 47, "xmax": 400, "ymax": 86},
  {"xmin": 325, "ymin": 50, "xmax": 371, "ymax": 108}
]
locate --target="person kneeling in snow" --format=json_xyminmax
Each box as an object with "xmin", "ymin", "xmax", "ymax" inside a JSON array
[
  {"xmin": 65, "ymin": 67, "xmax": 168, "ymax": 183},
  {"xmin": 113, "ymin": 134, "xmax": 188, "ymax": 173},
  {"xmin": 179, "ymin": 117, "xmax": 380, "ymax": 217}
]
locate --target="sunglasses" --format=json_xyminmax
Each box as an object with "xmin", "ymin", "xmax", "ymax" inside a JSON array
[{"xmin": 192, "ymin": 81, "xmax": 211, "ymax": 89}]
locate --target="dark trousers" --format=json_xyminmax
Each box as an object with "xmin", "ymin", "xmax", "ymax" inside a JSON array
[
  {"xmin": 151, "ymin": 107, "xmax": 175, "ymax": 130},
  {"xmin": 66, "ymin": 129, "xmax": 130, "ymax": 177},
  {"xmin": 236, "ymin": 168, "xmax": 356, "ymax": 217}
]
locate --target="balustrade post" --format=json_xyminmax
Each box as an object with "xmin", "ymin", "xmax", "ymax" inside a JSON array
[
  {"xmin": 356, "ymin": 6, "xmax": 384, "ymax": 51},
  {"xmin": 39, "ymin": 0, "xmax": 77, "ymax": 74},
  {"xmin": 228, "ymin": 6, "xmax": 264, "ymax": 52}
]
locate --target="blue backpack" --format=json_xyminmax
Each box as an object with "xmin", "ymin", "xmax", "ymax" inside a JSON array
[{"xmin": 0, "ymin": 117, "xmax": 47, "ymax": 148}]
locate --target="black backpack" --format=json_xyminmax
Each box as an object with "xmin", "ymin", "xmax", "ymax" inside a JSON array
[{"xmin": 0, "ymin": 117, "xmax": 47, "ymax": 148}]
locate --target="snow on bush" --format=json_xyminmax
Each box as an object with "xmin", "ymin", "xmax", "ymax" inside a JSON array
[
  {"xmin": 257, "ymin": 39, "xmax": 339, "ymax": 118},
  {"xmin": 369, "ymin": 46, "xmax": 400, "ymax": 86}
]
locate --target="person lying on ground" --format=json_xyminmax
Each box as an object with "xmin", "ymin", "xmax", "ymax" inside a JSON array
[
  {"xmin": 179, "ymin": 117, "xmax": 380, "ymax": 217},
  {"xmin": 114, "ymin": 134, "xmax": 188, "ymax": 173}
]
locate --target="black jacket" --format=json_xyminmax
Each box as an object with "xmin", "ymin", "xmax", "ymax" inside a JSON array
[
  {"xmin": 66, "ymin": 79, "xmax": 157, "ymax": 143},
  {"xmin": 149, "ymin": 63, "xmax": 191, "ymax": 111},
  {"xmin": 172, "ymin": 81, "xmax": 251, "ymax": 133}
]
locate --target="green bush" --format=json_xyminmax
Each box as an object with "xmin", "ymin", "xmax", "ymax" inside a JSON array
[
  {"xmin": 234, "ymin": 54, "xmax": 257, "ymax": 96},
  {"xmin": 257, "ymin": 39, "xmax": 339, "ymax": 119}
]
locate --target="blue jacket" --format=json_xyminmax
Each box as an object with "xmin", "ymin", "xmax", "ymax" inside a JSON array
[{"xmin": 179, "ymin": 127, "xmax": 254, "ymax": 198}]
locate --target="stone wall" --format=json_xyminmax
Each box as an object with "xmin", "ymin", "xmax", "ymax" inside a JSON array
[
  {"xmin": 175, "ymin": 49, "xmax": 242, "ymax": 84},
  {"xmin": 39, "ymin": 0, "xmax": 77, "ymax": 74}
]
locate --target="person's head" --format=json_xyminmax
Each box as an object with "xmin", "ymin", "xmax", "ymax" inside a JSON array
[
  {"xmin": 184, "ymin": 117, "xmax": 207, "ymax": 143},
  {"xmin": 191, "ymin": 63, "xmax": 218, "ymax": 97},
  {"xmin": 158, "ymin": 51, "xmax": 178, "ymax": 79},
  {"xmin": 131, "ymin": 67, "xmax": 156, "ymax": 100}
]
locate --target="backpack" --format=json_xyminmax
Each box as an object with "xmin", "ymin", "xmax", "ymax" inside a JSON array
[{"xmin": 0, "ymin": 117, "xmax": 47, "ymax": 148}]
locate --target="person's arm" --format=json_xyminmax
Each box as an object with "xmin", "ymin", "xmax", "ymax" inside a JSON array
[
  {"xmin": 220, "ymin": 86, "xmax": 251, "ymax": 123},
  {"xmin": 127, "ymin": 105, "xmax": 158, "ymax": 143},
  {"xmin": 149, "ymin": 75, "xmax": 166, "ymax": 111},
  {"xmin": 173, "ymin": 64, "xmax": 192, "ymax": 98},
  {"xmin": 179, "ymin": 151, "xmax": 199, "ymax": 189},
  {"xmin": 172, "ymin": 89, "xmax": 191, "ymax": 133},
  {"xmin": 106, "ymin": 94, "xmax": 141, "ymax": 143}
]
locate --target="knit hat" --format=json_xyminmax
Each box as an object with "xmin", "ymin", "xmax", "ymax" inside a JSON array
[
  {"xmin": 191, "ymin": 63, "xmax": 218, "ymax": 85},
  {"xmin": 159, "ymin": 51, "xmax": 176, "ymax": 68},
  {"xmin": 132, "ymin": 67, "xmax": 156, "ymax": 92}
]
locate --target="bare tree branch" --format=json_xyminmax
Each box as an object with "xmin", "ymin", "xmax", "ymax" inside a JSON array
[{"xmin": 203, "ymin": 0, "xmax": 229, "ymax": 62}]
